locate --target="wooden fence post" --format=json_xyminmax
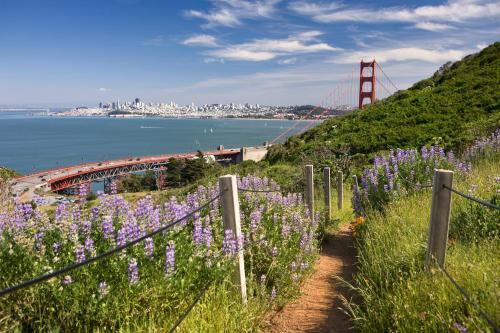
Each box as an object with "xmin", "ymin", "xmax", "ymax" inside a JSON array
[
  {"xmin": 305, "ymin": 165, "xmax": 314, "ymax": 222},
  {"xmin": 323, "ymin": 167, "xmax": 331, "ymax": 221},
  {"xmin": 352, "ymin": 175, "xmax": 359, "ymax": 193},
  {"xmin": 337, "ymin": 171, "xmax": 343, "ymax": 210},
  {"xmin": 426, "ymin": 169, "xmax": 454, "ymax": 269},
  {"xmin": 219, "ymin": 175, "xmax": 247, "ymax": 304}
]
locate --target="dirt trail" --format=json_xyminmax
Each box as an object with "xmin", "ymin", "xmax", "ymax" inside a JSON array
[{"xmin": 263, "ymin": 223, "xmax": 357, "ymax": 333}]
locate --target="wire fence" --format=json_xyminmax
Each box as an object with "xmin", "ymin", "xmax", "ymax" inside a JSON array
[
  {"xmin": 442, "ymin": 184, "xmax": 500, "ymax": 210},
  {"xmin": 167, "ymin": 281, "xmax": 213, "ymax": 333},
  {"xmin": 435, "ymin": 262, "xmax": 500, "ymax": 333},
  {"xmin": 166, "ymin": 233, "xmax": 269, "ymax": 332}
]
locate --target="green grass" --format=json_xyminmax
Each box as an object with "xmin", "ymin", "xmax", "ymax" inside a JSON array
[{"xmin": 349, "ymin": 155, "xmax": 499, "ymax": 332}]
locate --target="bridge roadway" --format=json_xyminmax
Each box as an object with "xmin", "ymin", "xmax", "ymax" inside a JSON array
[{"xmin": 10, "ymin": 147, "xmax": 252, "ymax": 200}]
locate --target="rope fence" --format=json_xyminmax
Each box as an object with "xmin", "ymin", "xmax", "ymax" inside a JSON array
[
  {"xmin": 442, "ymin": 184, "xmax": 500, "ymax": 210},
  {"xmin": 167, "ymin": 281, "xmax": 213, "ymax": 333},
  {"xmin": 435, "ymin": 261, "xmax": 500, "ymax": 333}
]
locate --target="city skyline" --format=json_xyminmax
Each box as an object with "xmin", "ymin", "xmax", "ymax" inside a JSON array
[{"xmin": 1, "ymin": 0, "xmax": 499, "ymax": 107}]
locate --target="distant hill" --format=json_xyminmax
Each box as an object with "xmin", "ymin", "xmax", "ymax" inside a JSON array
[{"xmin": 267, "ymin": 42, "xmax": 500, "ymax": 165}]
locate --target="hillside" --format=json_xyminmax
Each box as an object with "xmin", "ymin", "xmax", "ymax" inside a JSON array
[{"xmin": 266, "ymin": 42, "xmax": 500, "ymax": 166}]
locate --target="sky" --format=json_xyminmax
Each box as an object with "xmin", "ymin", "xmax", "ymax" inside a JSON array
[{"xmin": 0, "ymin": 0, "xmax": 499, "ymax": 107}]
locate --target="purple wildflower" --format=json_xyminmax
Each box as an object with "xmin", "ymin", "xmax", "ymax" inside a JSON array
[
  {"xmin": 270, "ymin": 287, "xmax": 277, "ymax": 301},
  {"xmin": 74, "ymin": 245, "xmax": 86, "ymax": 263},
  {"xmin": 453, "ymin": 323, "xmax": 467, "ymax": 332},
  {"xmin": 101, "ymin": 216, "xmax": 114, "ymax": 240},
  {"xmin": 128, "ymin": 258, "xmax": 139, "ymax": 285},
  {"xmin": 193, "ymin": 218, "xmax": 203, "ymax": 246},
  {"xmin": 271, "ymin": 246, "xmax": 278, "ymax": 258},
  {"xmin": 61, "ymin": 275, "xmax": 73, "ymax": 285},
  {"xmin": 84, "ymin": 238, "xmax": 94, "ymax": 254},
  {"xmin": 165, "ymin": 241, "xmax": 175, "ymax": 275},
  {"xmin": 144, "ymin": 237, "xmax": 154, "ymax": 257},
  {"xmin": 222, "ymin": 229, "xmax": 237, "ymax": 256},
  {"xmin": 250, "ymin": 209, "xmax": 262, "ymax": 233}
]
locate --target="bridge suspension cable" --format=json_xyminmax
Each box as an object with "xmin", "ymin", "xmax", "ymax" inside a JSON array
[{"xmin": 270, "ymin": 65, "xmax": 358, "ymax": 143}]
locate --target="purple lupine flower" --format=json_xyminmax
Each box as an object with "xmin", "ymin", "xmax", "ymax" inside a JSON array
[
  {"xmin": 34, "ymin": 232, "xmax": 44, "ymax": 250},
  {"xmin": 270, "ymin": 287, "xmax": 277, "ymax": 301},
  {"xmin": 55, "ymin": 202, "xmax": 69, "ymax": 222},
  {"xmin": 90, "ymin": 207, "xmax": 100, "ymax": 221},
  {"xmin": 222, "ymin": 229, "xmax": 237, "ymax": 256},
  {"xmin": 271, "ymin": 246, "xmax": 278, "ymax": 258},
  {"xmin": 300, "ymin": 233, "xmax": 310, "ymax": 249},
  {"xmin": 453, "ymin": 323, "xmax": 467, "ymax": 332},
  {"xmin": 110, "ymin": 182, "xmax": 118, "ymax": 195},
  {"xmin": 61, "ymin": 275, "xmax": 73, "ymax": 285},
  {"xmin": 144, "ymin": 237, "xmax": 154, "ymax": 257},
  {"xmin": 281, "ymin": 221, "xmax": 290, "ymax": 238},
  {"xmin": 101, "ymin": 216, "xmax": 114, "ymax": 240},
  {"xmin": 250, "ymin": 209, "xmax": 262, "ymax": 233},
  {"xmin": 78, "ymin": 183, "xmax": 89, "ymax": 202},
  {"xmin": 74, "ymin": 244, "xmax": 86, "ymax": 263},
  {"xmin": 202, "ymin": 218, "xmax": 212, "ymax": 248},
  {"xmin": 116, "ymin": 228, "xmax": 126, "ymax": 246},
  {"xmin": 128, "ymin": 258, "xmax": 139, "ymax": 285},
  {"xmin": 192, "ymin": 218, "xmax": 203, "ymax": 246},
  {"xmin": 98, "ymin": 281, "xmax": 109, "ymax": 298},
  {"xmin": 52, "ymin": 242, "xmax": 61, "ymax": 254},
  {"xmin": 236, "ymin": 234, "xmax": 245, "ymax": 252},
  {"xmin": 165, "ymin": 242, "xmax": 175, "ymax": 275},
  {"xmin": 84, "ymin": 238, "xmax": 94, "ymax": 254},
  {"xmin": 260, "ymin": 275, "xmax": 266, "ymax": 284}
]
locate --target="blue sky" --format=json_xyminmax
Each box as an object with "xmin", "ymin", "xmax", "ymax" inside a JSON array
[{"xmin": 1, "ymin": 0, "xmax": 498, "ymax": 106}]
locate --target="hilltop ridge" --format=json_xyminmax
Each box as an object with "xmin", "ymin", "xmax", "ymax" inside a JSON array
[{"xmin": 266, "ymin": 42, "xmax": 500, "ymax": 165}]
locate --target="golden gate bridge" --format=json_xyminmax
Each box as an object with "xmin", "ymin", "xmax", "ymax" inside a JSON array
[{"xmin": 12, "ymin": 60, "xmax": 398, "ymax": 196}]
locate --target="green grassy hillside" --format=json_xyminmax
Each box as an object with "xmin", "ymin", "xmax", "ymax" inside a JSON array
[{"xmin": 266, "ymin": 42, "xmax": 500, "ymax": 166}]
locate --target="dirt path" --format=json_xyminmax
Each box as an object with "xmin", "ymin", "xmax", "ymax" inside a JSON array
[{"xmin": 263, "ymin": 223, "xmax": 357, "ymax": 333}]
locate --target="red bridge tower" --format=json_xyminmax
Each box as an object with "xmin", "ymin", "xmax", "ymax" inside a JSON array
[{"xmin": 359, "ymin": 60, "xmax": 376, "ymax": 109}]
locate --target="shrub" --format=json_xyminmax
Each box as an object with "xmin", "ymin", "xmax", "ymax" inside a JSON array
[{"xmin": 0, "ymin": 176, "xmax": 320, "ymax": 331}]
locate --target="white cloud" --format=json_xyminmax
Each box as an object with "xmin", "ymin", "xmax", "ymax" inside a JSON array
[
  {"xmin": 98, "ymin": 88, "xmax": 108, "ymax": 92},
  {"xmin": 209, "ymin": 49, "xmax": 277, "ymax": 61},
  {"xmin": 414, "ymin": 22, "xmax": 454, "ymax": 31},
  {"xmin": 278, "ymin": 57, "xmax": 298, "ymax": 65},
  {"xmin": 182, "ymin": 34, "xmax": 218, "ymax": 47},
  {"xmin": 476, "ymin": 43, "xmax": 488, "ymax": 49},
  {"xmin": 206, "ymin": 31, "xmax": 340, "ymax": 61},
  {"xmin": 290, "ymin": 0, "xmax": 500, "ymax": 24},
  {"xmin": 203, "ymin": 57, "xmax": 225, "ymax": 64},
  {"xmin": 332, "ymin": 47, "xmax": 467, "ymax": 64},
  {"xmin": 288, "ymin": 1, "xmax": 342, "ymax": 16},
  {"xmin": 186, "ymin": 0, "xmax": 280, "ymax": 28}
]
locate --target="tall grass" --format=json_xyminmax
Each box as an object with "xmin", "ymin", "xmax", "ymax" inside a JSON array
[
  {"xmin": 0, "ymin": 175, "xmax": 325, "ymax": 331},
  {"xmin": 349, "ymin": 154, "xmax": 499, "ymax": 332}
]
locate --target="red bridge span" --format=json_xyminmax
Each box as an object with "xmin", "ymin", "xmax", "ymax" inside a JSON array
[{"xmin": 11, "ymin": 145, "xmax": 269, "ymax": 197}]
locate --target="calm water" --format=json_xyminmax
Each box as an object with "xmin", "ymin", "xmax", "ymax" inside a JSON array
[{"xmin": 0, "ymin": 112, "xmax": 304, "ymax": 174}]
